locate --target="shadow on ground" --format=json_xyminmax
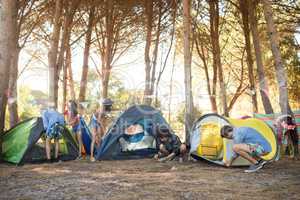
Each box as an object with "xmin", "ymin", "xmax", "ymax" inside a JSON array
[{"xmin": 0, "ymin": 158, "xmax": 299, "ymax": 200}]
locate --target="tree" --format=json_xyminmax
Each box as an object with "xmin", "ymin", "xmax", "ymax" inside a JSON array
[
  {"xmin": 79, "ymin": 7, "xmax": 95, "ymax": 102},
  {"xmin": 208, "ymin": 0, "xmax": 228, "ymax": 116},
  {"xmin": 239, "ymin": 0, "xmax": 258, "ymax": 113},
  {"xmin": 262, "ymin": 0, "xmax": 293, "ymax": 115},
  {"xmin": 48, "ymin": 0, "xmax": 62, "ymax": 108},
  {"xmin": 183, "ymin": 0, "xmax": 194, "ymax": 143},
  {"xmin": 248, "ymin": 1, "xmax": 274, "ymax": 114},
  {"xmin": 0, "ymin": 0, "xmax": 17, "ymax": 156}
]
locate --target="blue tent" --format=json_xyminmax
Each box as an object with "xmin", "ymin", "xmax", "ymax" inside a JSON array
[
  {"xmin": 80, "ymin": 117, "xmax": 94, "ymax": 155},
  {"xmin": 95, "ymin": 105, "xmax": 171, "ymax": 160}
]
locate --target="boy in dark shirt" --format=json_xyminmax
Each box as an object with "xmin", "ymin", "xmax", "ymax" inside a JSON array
[{"xmin": 154, "ymin": 125, "xmax": 187, "ymax": 162}]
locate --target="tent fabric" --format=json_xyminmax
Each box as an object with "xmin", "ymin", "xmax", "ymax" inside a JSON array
[
  {"xmin": 1, "ymin": 117, "xmax": 78, "ymax": 164},
  {"xmin": 254, "ymin": 110, "xmax": 300, "ymax": 144},
  {"xmin": 80, "ymin": 117, "xmax": 94, "ymax": 155},
  {"xmin": 95, "ymin": 105, "xmax": 170, "ymax": 160},
  {"xmin": 190, "ymin": 113, "xmax": 278, "ymax": 166}
]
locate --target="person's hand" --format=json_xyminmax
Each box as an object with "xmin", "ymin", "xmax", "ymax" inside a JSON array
[
  {"xmin": 224, "ymin": 160, "xmax": 231, "ymax": 167},
  {"xmin": 154, "ymin": 154, "xmax": 159, "ymax": 160}
]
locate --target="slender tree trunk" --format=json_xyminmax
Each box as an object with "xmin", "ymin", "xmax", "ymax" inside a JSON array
[
  {"xmin": 48, "ymin": 0, "xmax": 62, "ymax": 108},
  {"xmin": 0, "ymin": 0, "xmax": 17, "ymax": 156},
  {"xmin": 209, "ymin": 0, "xmax": 228, "ymax": 116},
  {"xmin": 144, "ymin": 0, "xmax": 154, "ymax": 105},
  {"xmin": 66, "ymin": 42, "xmax": 75, "ymax": 100},
  {"xmin": 261, "ymin": 0, "xmax": 292, "ymax": 115},
  {"xmin": 168, "ymin": 48, "xmax": 176, "ymax": 124},
  {"xmin": 240, "ymin": 0, "xmax": 258, "ymax": 113},
  {"xmin": 102, "ymin": 0, "xmax": 114, "ymax": 99},
  {"xmin": 249, "ymin": 1, "xmax": 274, "ymax": 114},
  {"xmin": 8, "ymin": 48, "xmax": 20, "ymax": 127},
  {"xmin": 79, "ymin": 7, "xmax": 95, "ymax": 102},
  {"xmin": 183, "ymin": 0, "xmax": 194, "ymax": 144},
  {"xmin": 195, "ymin": 38, "xmax": 218, "ymax": 113},
  {"xmin": 8, "ymin": 1, "xmax": 20, "ymax": 127}
]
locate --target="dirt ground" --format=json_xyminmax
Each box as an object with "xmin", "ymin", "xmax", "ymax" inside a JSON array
[{"xmin": 0, "ymin": 158, "xmax": 299, "ymax": 200}]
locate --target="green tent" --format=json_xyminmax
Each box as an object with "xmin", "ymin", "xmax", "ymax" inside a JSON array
[{"xmin": 1, "ymin": 117, "xmax": 78, "ymax": 165}]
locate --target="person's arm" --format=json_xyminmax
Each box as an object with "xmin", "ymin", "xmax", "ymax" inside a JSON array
[
  {"xmin": 224, "ymin": 155, "xmax": 238, "ymax": 167},
  {"xmin": 41, "ymin": 111, "xmax": 48, "ymax": 130},
  {"xmin": 68, "ymin": 115, "xmax": 78, "ymax": 126}
]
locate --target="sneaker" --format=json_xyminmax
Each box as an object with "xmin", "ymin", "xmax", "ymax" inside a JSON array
[
  {"xmin": 76, "ymin": 155, "xmax": 83, "ymax": 160},
  {"xmin": 90, "ymin": 157, "xmax": 96, "ymax": 162},
  {"xmin": 244, "ymin": 163, "xmax": 263, "ymax": 173},
  {"xmin": 258, "ymin": 159, "xmax": 267, "ymax": 168}
]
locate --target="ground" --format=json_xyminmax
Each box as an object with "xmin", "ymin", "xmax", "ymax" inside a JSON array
[{"xmin": 0, "ymin": 158, "xmax": 299, "ymax": 200}]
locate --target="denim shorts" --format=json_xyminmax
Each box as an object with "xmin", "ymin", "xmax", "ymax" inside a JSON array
[{"xmin": 72, "ymin": 123, "xmax": 81, "ymax": 134}]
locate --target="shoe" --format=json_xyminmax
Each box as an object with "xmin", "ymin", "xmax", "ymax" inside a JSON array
[
  {"xmin": 244, "ymin": 163, "xmax": 263, "ymax": 173},
  {"xmin": 76, "ymin": 155, "xmax": 83, "ymax": 160},
  {"xmin": 179, "ymin": 157, "xmax": 183, "ymax": 163},
  {"xmin": 258, "ymin": 159, "xmax": 267, "ymax": 168},
  {"xmin": 90, "ymin": 157, "xmax": 96, "ymax": 162}
]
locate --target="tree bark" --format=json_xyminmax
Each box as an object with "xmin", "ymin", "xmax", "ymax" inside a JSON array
[
  {"xmin": 195, "ymin": 37, "xmax": 218, "ymax": 113},
  {"xmin": 0, "ymin": 0, "xmax": 17, "ymax": 156},
  {"xmin": 240, "ymin": 0, "xmax": 258, "ymax": 113},
  {"xmin": 143, "ymin": 0, "xmax": 154, "ymax": 105},
  {"xmin": 261, "ymin": 0, "xmax": 292, "ymax": 115},
  {"xmin": 48, "ymin": 0, "xmax": 62, "ymax": 108},
  {"xmin": 209, "ymin": 0, "xmax": 228, "ymax": 116},
  {"xmin": 79, "ymin": 7, "xmax": 95, "ymax": 102},
  {"xmin": 249, "ymin": 1, "xmax": 274, "ymax": 114},
  {"xmin": 8, "ymin": 47, "xmax": 20, "ymax": 127},
  {"xmin": 66, "ymin": 42, "xmax": 76, "ymax": 100},
  {"xmin": 101, "ymin": 0, "xmax": 114, "ymax": 99},
  {"xmin": 8, "ymin": 1, "xmax": 20, "ymax": 127},
  {"xmin": 183, "ymin": 0, "xmax": 194, "ymax": 144}
]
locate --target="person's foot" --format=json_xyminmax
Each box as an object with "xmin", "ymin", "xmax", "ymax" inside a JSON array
[
  {"xmin": 46, "ymin": 159, "xmax": 52, "ymax": 164},
  {"xmin": 244, "ymin": 162, "xmax": 263, "ymax": 173},
  {"xmin": 258, "ymin": 159, "xmax": 267, "ymax": 168},
  {"xmin": 76, "ymin": 155, "xmax": 83, "ymax": 160},
  {"xmin": 179, "ymin": 157, "xmax": 183, "ymax": 163},
  {"xmin": 90, "ymin": 157, "xmax": 96, "ymax": 162}
]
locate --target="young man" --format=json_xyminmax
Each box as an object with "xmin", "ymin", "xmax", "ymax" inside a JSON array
[
  {"xmin": 220, "ymin": 125, "xmax": 272, "ymax": 173},
  {"xmin": 42, "ymin": 108, "xmax": 65, "ymax": 162},
  {"xmin": 154, "ymin": 125, "xmax": 187, "ymax": 163}
]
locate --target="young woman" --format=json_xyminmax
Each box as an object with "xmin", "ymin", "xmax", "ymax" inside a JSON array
[
  {"xmin": 67, "ymin": 100, "xmax": 83, "ymax": 159},
  {"xmin": 90, "ymin": 106, "xmax": 105, "ymax": 162}
]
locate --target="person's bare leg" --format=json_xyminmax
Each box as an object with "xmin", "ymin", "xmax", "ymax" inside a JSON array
[
  {"xmin": 46, "ymin": 138, "xmax": 51, "ymax": 160},
  {"xmin": 55, "ymin": 139, "xmax": 59, "ymax": 159},
  {"xmin": 233, "ymin": 144, "xmax": 258, "ymax": 164},
  {"xmin": 159, "ymin": 144, "xmax": 169, "ymax": 156},
  {"xmin": 90, "ymin": 128, "xmax": 96, "ymax": 159},
  {"xmin": 76, "ymin": 131, "xmax": 82, "ymax": 157}
]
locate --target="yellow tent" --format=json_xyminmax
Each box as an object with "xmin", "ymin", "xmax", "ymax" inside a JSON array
[{"xmin": 189, "ymin": 114, "xmax": 278, "ymax": 166}]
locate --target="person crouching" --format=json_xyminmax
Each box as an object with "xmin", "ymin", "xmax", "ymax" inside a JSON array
[{"xmin": 154, "ymin": 125, "xmax": 187, "ymax": 163}]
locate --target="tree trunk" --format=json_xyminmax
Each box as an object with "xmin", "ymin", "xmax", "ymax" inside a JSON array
[
  {"xmin": 240, "ymin": 0, "xmax": 258, "ymax": 113},
  {"xmin": 8, "ymin": 1, "xmax": 20, "ymax": 127},
  {"xmin": 261, "ymin": 0, "xmax": 292, "ymax": 115},
  {"xmin": 48, "ymin": 0, "xmax": 62, "ymax": 108},
  {"xmin": 8, "ymin": 47, "xmax": 20, "ymax": 127},
  {"xmin": 195, "ymin": 38, "xmax": 218, "ymax": 113},
  {"xmin": 0, "ymin": 0, "xmax": 17, "ymax": 156},
  {"xmin": 249, "ymin": 1, "xmax": 274, "ymax": 114},
  {"xmin": 183, "ymin": 0, "xmax": 194, "ymax": 144},
  {"xmin": 143, "ymin": 0, "xmax": 154, "ymax": 105},
  {"xmin": 101, "ymin": 0, "xmax": 114, "ymax": 99},
  {"xmin": 79, "ymin": 7, "xmax": 95, "ymax": 102},
  {"xmin": 66, "ymin": 42, "xmax": 76, "ymax": 100},
  {"xmin": 209, "ymin": 0, "xmax": 228, "ymax": 116}
]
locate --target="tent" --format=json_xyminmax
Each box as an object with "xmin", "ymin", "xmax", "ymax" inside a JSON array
[
  {"xmin": 190, "ymin": 113, "xmax": 278, "ymax": 166},
  {"xmin": 80, "ymin": 117, "xmax": 94, "ymax": 155},
  {"xmin": 96, "ymin": 105, "xmax": 171, "ymax": 160},
  {"xmin": 254, "ymin": 110, "xmax": 300, "ymax": 144},
  {"xmin": 1, "ymin": 117, "xmax": 78, "ymax": 165}
]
